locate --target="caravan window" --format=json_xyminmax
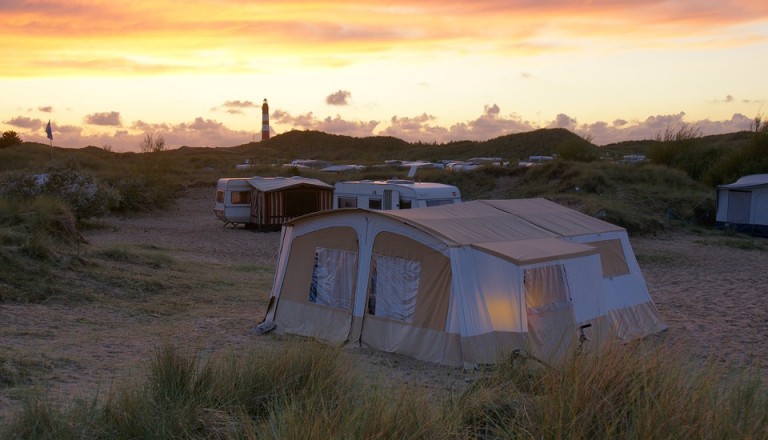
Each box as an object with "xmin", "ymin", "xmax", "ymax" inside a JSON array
[
  {"xmin": 308, "ymin": 247, "xmax": 357, "ymax": 311},
  {"xmin": 216, "ymin": 191, "xmax": 224, "ymax": 203},
  {"xmin": 368, "ymin": 198, "xmax": 382, "ymax": 210},
  {"xmin": 338, "ymin": 197, "xmax": 357, "ymax": 208},
  {"xmin": 399, "ymin": 199, "xmax": 412, "ymax": 209},
  {"xmin": 367, "ymin": 254, "xmax": 420, "ymax": 323},
  {"xmin": 231, "ymin": 191, "xmax": 251, "ymax": 205}
]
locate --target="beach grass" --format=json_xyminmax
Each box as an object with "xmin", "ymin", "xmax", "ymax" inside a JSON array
[{"xmin": 3, "ymin": 340, "xmax": 766, "ymax": 439}]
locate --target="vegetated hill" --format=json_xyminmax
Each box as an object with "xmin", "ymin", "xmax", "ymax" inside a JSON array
[
  {"xmin": 460, "ymin": 128, "xmax": 594, "ymax": 160},
  {"xmin": 229, "ymin": 130, "xmax": 413, "ymax": 164},
  {"xmin": 225, "ymin": 127, "xmax": 595, "ymax": 164},
  {"xmin": 599, "ymin": 131, "xmax": 754, "ymax": 159},
  {"xmin": 0, "ymin": 142, "xmax": 57, "ymax": 172}
]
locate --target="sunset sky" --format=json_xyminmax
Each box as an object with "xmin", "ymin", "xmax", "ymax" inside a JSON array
[{"xmin": 2, "ymin": 0, "xmax": 767, "ymax": 151}]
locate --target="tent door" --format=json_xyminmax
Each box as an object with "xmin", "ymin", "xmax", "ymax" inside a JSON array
[
  {"xmin": 726, "ymin": 190, "xmax": 751, "ymax": 224},
  {"xmin": 524, "ymin": 265, "xmax": 576, "ymax": 362}
]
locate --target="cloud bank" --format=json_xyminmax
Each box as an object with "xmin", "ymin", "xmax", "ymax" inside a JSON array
[{"xmin": 5, "ymin": 105, "xmax": 757, "ymax": 152}]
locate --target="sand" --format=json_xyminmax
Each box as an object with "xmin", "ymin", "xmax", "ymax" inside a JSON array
[{"xmin": 1, "ymin": 187, "xmax": 767, "ymax": 422}]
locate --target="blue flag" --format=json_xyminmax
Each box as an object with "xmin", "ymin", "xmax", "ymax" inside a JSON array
[{"xmin": 45, "ymin": 120, "xmax": 53, "ymax": 140}]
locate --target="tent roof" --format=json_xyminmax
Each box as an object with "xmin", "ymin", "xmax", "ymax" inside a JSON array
[
  {"xmin": 472, "ymin": 237, "xmax": 598, "ymax": 265},
  {"xmin": 379, "ymin": 200, "xmax": 554, "ymax": 244},
  {"xmin": 718, "ymin": 174, "xmax": 768, "ymax": 190},
  {"xmin": 288, "ymin": 198, "xmax": 625, "ymax": 246},
  {"xmin": 481, "ymin": 199, "xmax": 624, "ymax": 236},
  {"xmin": 247, "ymin": 176, "xmax": 333, "ymax": 192}
]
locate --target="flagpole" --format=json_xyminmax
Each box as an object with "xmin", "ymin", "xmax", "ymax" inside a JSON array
[{"xmin": 46, "ymin": 120, "xmax": 53, "ymax": 163}]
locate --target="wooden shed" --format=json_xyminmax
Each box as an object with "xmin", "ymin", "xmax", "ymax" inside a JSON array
[{"xmin": 248, "ymin": 176, "xmax": 334, "ymax": 229}]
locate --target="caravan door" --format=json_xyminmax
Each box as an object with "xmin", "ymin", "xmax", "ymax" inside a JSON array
[
  {"xmin": 524, "ymin": 265, "xmax": 576, "ymax": 362},
  {"xmin": 383, "ymin": 189, "xmax": 399, "ymax": 210}
]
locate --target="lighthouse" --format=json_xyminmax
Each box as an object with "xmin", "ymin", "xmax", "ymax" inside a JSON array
[{"xmin": 261, "ymin": 98, "xmax": 270, "ymax": 141}]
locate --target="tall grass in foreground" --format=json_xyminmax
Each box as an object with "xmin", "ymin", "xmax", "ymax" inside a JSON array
[
  {"xmin": 0, "ymin": 196, "xmax": 84, "ymax": 302},
  {"xmin": 454, "ymin": 342, "xmax": 768, "ymax": 439},
  {"xmin": 2, "ymin": 341, "xmax": 447, "ymax": 439},
  {"xmin": 3, "ymin": 341, "xmax": 767, "ymax": 439}
]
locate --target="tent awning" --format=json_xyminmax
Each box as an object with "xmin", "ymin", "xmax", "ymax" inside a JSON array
[
  {"xmin": 472, "ymin": 238, "xmax": 598, "ymax": 265},
  {"xmin": 247, "ymin": 176, "xmax": 333, "ymax": 192}
]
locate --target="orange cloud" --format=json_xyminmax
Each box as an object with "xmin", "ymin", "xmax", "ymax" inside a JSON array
[{"xmin": 1, "ymin": 0, "xmax": 766, "ymax": 77}]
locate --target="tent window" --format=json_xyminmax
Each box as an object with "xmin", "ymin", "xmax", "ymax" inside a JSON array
[
  {"xmin": 367, "ymin": 254, "xmax": 420, "ymax": 323},
  {"xmin": 231, "ymin": 191, "xmax": 251, "ymax": 205},
  {"xmin": 524, "ymin": 265, "xmax": 571, "ymax": 314},
  {"xmin": 308, "ymin": 247, "xmax": 357, "ymax": 311},
  {"xmin": 587, "ymin": 239, "xmax": 630, "ymax": 278}
]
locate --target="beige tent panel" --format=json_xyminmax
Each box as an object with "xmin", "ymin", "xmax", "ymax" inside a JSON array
[
  {"xmin": 608, "ymin": 301, "xmax": 667, "ymax": 341},
  {"xmin": 273, "ymin": 226, "xmax": 359, "ymax": 342},
  {"xmin": 278, "ymin": 226, "xmax": 358, "ymax": 304},
  {"xmin": 274, "ymin": 299, "xmax": 353, "ymax": 343},
  {"xmin": 472, "ymin": 238, "xmax": 597, "ymax": 265},
  {"xmin": 361, "ymin": 317, "xmax": 463, "ymax": 365},
  {"xmin": 458, "ymin": 331, "xmax": 531, "ymax": 365},
  {"xmin": 586, "ymin": 239, "xmax": 630, "ymax": 278},
  {"xmin": 369, "ymin": 231, "xmax": 451, "ymax": 331}
]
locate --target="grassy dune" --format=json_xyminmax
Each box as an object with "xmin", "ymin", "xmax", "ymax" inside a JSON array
[{"xmin": 3, "ymin": 341, "xmax": 766, "ymax": 439}]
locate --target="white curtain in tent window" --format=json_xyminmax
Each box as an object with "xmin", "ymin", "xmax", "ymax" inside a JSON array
[
  {"xmin": 308, "ymin": 247, "xmax": 357, "ymax": 311},
  {"xmin": 524, "ymin": 265, "xmax": 572, "ymax": 313},
  {"xmin": 369, "ymin": 255, "xmax": 421, "ymax": 323},
  {"xmin": 524, "ymin": 264, "xmax": 576, "ymax": 361}
]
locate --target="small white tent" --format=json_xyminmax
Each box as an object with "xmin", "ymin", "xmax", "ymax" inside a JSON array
[
  {"xmin": 716, "ymin": 174, "xmax": 768, "ymax": 236},
  {"xmin": 260, "ymin": 199, "xmax": 666, "ymax": 367}
]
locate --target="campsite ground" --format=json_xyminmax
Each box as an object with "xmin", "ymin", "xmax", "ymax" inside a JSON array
[{"xmin": 1, "ymin": 187, "xmax": 767, "ymax": 422}]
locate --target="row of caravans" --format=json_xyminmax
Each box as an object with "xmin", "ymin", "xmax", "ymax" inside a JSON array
[{"xmin": 214, "ymin": 177, "xmax": 462, "ymax": 228}]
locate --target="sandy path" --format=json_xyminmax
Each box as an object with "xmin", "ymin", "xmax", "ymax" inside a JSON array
[
  {"xmin": 2, "ymin": 187, "xmax": 767, "ymax": 423},
  {"xmin": 632, "ymin": 234, "xmax": 768, "ymax": 370}
]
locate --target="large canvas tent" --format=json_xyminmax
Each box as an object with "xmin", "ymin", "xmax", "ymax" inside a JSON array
[
  {"xmin": 260, "ymin": 198, "xmax": 666, "ymax": 367},
  {"xmin": 716, "ymin": 174, "xmax": 768, "ymax": 236}
]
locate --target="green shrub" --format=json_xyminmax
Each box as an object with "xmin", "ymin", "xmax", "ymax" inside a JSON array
[
  {"xmin": 557, "ymin": 140, "xmax": 598, "ymax": 162},
  {"xmin": 704, "ymin": 127, "xmax": 768, "ymax": 186},
  {"xmin": 0, "ymin": 130, "xmax": 22, "ymax": 148},
  {"xmin": 0, "ymin": 167, "xmax": 118, "ymax": 221}
]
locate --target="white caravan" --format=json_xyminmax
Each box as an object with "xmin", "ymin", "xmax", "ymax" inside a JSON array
[
  {"xmin": 333, "ymin": 179, "xmax": 461, "ymax": 210},
  {"xmin": 214, "ymin": 177, "xmax": 252, "ymax": 226}
]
